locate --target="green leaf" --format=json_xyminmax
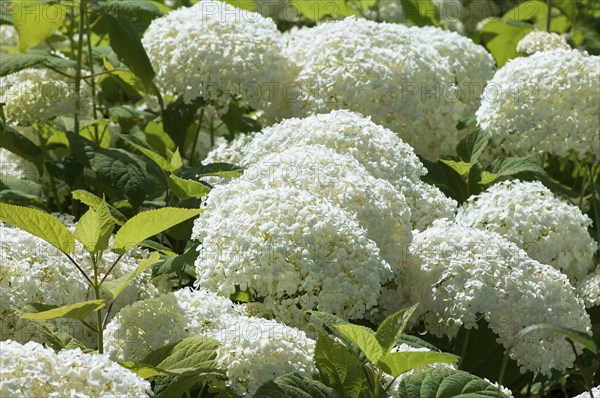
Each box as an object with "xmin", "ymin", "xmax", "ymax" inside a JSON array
[
  {"xmin": 142, "ymin": 336, "xmax": 220, "ymax": 374},
  {"xmin": 400, "ymin": 0, "xmax": 439, "ymax": 26},
  {"xmin": 21, "ymin": 300, "xmax": 106, "ymax": 321},
  {"xmin": 71, "ymin": 190, "xmax": 127, "ymax": 225},
  {"xmin": 112, "ymin": 207, "xmax": 203, "ymax": 254},
  {"xmin": 0, "ymin": 203, "xmax": 75, "ymax": 253},
  {"xmin": 169, "ymin": 149, "xmax": 183, "ymax": 174},
  {"xmin": 479, "ymin": 19, "xmax": 532, "ymax": 66},
  {"xmin": 153, "ymin": 243, "xmax": 198, "ymax": 276},
  {"xmin": 375, "ymin": 303, "xmax": 419, "ymax": 353},
  {"xmin": 456, "ymin": 129, "xmax": 489, "ymax": 163},
  {"xmin": 121, "ymin": 135, "xmax": 173, "ymax": 172},
  {"xmin": 0, "ymin": 49, "xmax": 78, "ymax": 77},
  {"xmin": 0, "ymin": 175, "xmax": 42, "ymax": 196},
  {"xmin": 20, "ymin": 309, "xmax": 92, "ymax": 352},
  {"xmin": 167, "ymin": 174, "xmax": 211, "ymax": 201},
  {"xmin": 393, "ymin": 334, "xmax": 442, "ymax": 352},
  {"xmin": 486, "ymin": 156, "xmax": 546, "ymax": 177},
  {"xmin": 12, "ymin": 0, "xmax": 66, "ymax": 52},
  {"xmin": 335, "ymin": 324, "xmax": 383, "ymax": 363},
  {"xmin": 101, "ymin": 252, "xmax": 161, "ymax": 299},
  {"xmin": 254, "ymin": 372, "xmax": 338, "ymax": 398},
  {"xmin": 439, "ymin": 157, "xmax": 472, "ymax": 177},
  {"xmin": 73, "ymin": 201, "xmax": 114, "ymax": 253},
  {"xmin": 119, "ymin": 361, "xmax": 172, "ymax": 378},
  {"xmin": 314, "ymin": 331, "xmax": 372, "ymax": 398},
  {"xmin": 516, "ymin": 323, "xmax": 597, "ymax": 354},
  {"xmin": 179, "ymin": 163, "xmax": 244, "ymax": 180},
  {"xmin": 155, "ymin": 372, "xmax": 224, "ymax": 398},
  {"xmin": 396, "ymin": 367, "xmax": 512, "ymax": 398},
  {"xmin": 163, "ymin": 96, "xmax": 206, "ymax": 149},
  {"xmin": 0, "ymin": 119, "xmax": 44, "ymax": 173},
  {"xmin": 229, "ymin": 286, "xmax": 255, "ymax": 303},
  {"xmin": 502, "ymin": 1, "xmax": 548, "ymax": 23},
  {"xmin": 220, "ymin": 100, "xmax": 262, "ymax": 136},
  {"xmin": 377, "ymin": 351, "xmax": 460, "ymax": 378},
  {"xmin": 290, "ymin": 0, "xmax": 357, "ymax": 20}
]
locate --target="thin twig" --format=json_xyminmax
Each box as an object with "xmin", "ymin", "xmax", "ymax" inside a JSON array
[{"xmin": 566, "ymin": 337, "xmax": 593, "ymax": 397}]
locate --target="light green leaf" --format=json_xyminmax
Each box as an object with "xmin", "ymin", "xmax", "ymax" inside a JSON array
[
  {"xmin": 377, "ymin": 351, "xmax": 460, "ymax": 378},
  {"xmin": 119, "ymin": 361, "xmax": 172, "ymax": 378},
  {"xmin": 71, "ymin": 190, "xmax": 127, "ymax": 225},
  {"xmin": 400, "ymin": 0, "xmax": 439, "ymax": 26},
  {"xmin": 112, "ymin": 207, "xmax": 203, "ymax": 254},
  {"xmin": 290, "ymin": 0, "xmax": 356, "ymax": 20},
  {"xmin": 73, "ymin": 201, "xmax": 114, "ymax": 253},
  {"xmin": 13, "ymin": 0, "xmax": 66, "ymax": 52},
  {"xmin": 439, "ymin": 158, "xmax": 472, "ymax": 177},
  {"xmin": 169, "ymin": 149, "xmax": 183, "ymax": 174},
  {"xmin": 0, "ymin": 203, "xmax": 75, "ymax": 253},
  {"xmin": 478, "ymin": 171, "xmax": 498, "ymax": 185},
  {"xmin": 101, "ymin": 252, "xmax": 161, "ymax": 299},
  {"xmin": 376, "ymin": 303, "xmax": 419, "ymax": 353},
  {"xmin": 456, "ymin": 129, "xmax": 489, "ymax": 164},
  {"xmin": 21, "ymin": 300, "xmax": 106, "ymax": 321},
  {"xmin": 335, "ymin": 324, "xmax": 383, "ymax": 364},
  {"xmin": 479, "ymin": 19, "xmax": 532, "ymax": 66},
  {"xmin": 254, "ymin": 372, "xmax": 337, "ymax": 398},
  {"xmin": 503, "ymin": 1, "xmax": 547, "ymax": 23},
  {"xmin": 142, "ymin": 336, "xmax": 220, "ymax": 374},
  {"xmin": 516, "ymin": 323, "xmax": 597, "ymax": 354},
  {"xmin": 167, "ymin": 174, "xmax": 211, "ymax": 201},
  {"xmin": 20, "ymin": 307, "xmax": 92, "ymax": 352},
  {"xmin": 0, "ymin": 49, "xmax": 77, "ymax": 77},
  {"xmin": 396, "ymin": 367, "xmax": 512, "ymax": 398}
]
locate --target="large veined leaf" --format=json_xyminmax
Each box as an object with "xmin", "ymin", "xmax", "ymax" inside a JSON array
[
  {"xmin": 396, "ymin": 367, "xmax": 512, "ymax": 398},
  {"xmin": 254, "ymin": 373, "xmax": 338, "ymax": 398},
  {"xmin": 0, "ymin": 203, "xmax": 75, "ymax": 253},
  {"xmin": 101, "ymin": 252, "xmax": 161, "ymax": 299},
  {"xmin": 377, "ymin": 351, "xmax": 460, "ymax": 378},
  {"xmin": 456, "ymin": 129, "xmax": 489, "ymax": 164},
  {"xmin": 0, "ymin": 120, "xmax": 44, "ymax": 173},
  {"xmin": 119, "ymin": 361, "xmax": 172, "ymax": 379},
  {"xmin": 502, "ymin": 1, "xmax": 548, "ymax": 23},
  {"xmin": 400, "ymin": 0, "xmax": 439, "ymax": 26},
  {"xmin": 142, "ymin": 337, "xmax": 220, "ymax": 374},
  {"xmin": 12, "ymin": 0, "xmax": 66, "ymax": 52},
  {"xmin": 111, "ymin": 207, "xmax": 203, "ymax": 254},
  {"xmin": 0, "ymin": 50, "xmax": 78, "ymax": 77},
  {"xmin": 163, "ymin": 96, "xmax": 206, "ymax": 150},
  {"xmin": 375, "ymin": 303, "xmax": 419, "ymax": 353},
  {"xmin": 120, "ymin": 135, "xmax": 173, "ymax": 172},
  {"xmin": 71, "ymin": 190, "xmax": 127, "ymax": 225},
  {"xmin": 516, "ymin": 323, "xmax": 597, "ymax": 354},
  {"xmin": 479, "ymin": 19, "xmax": 532, "ymax": 66},
  {"xmin": 73, "ymin": 201, "xmax": 114, "ymax": 253},
  {"xmin": 314, "ymin": 331, "xmax": 371, "ymax": 398},
  {"xmin": 167, "ymin": 175, "xmax": 211, "ymax": 201},
  {"xmin": 335, "ymin": 324, "xmax": 383, "ymax": 363},
  {"xmin": 21, "ymin": 300, "xmax": 106, "ymax": 321}
]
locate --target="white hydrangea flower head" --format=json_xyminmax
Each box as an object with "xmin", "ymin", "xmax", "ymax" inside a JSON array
[
  {"xmin": 0, "ymin": 222, "xmax": 160, "ymax": 347},
  {"xmin": 240, "ymin": 145, "xmax": 412, "ymax": 267},
  {"xmin": 456, "ymin": 180, "xmax": 596, "ymax": 281},
  {"xmin": 0, "ymin": 68, "xmax": 91, "ymax": 126},
  {"xmin": 405, "ymin": 25, "xmax": 496, "ymax": 115},
  {"xmin": 0, "ymin": 24, "xmax": 18, "ymax": 48},
  {"xmin": 208, "ymin": 314, "xmax": 316, "ymax": 395},
  {"xmin": 406, "ymin": 219, "xmax": 591, "ymax": 377},
  {"xmin": 104, "ymin": 288, "xmax": 246, "ymax": 362},
  {"xmin": 476, "ymin": 50, "xmax": 600, "ymax": 159},
  {"xmin": 142, "ymin": 0, "xmax": 295, "ymax": 113},
  {"xmin": 572, "ymin": 386, "xmax": 600, "ymax": 398},
  {"xmin": 204, "ymin": 110, "xmax": 457, "ymax": 230},
  {"xmin": 0, "ymin": 149, "xmax": 37, "ymax": 180},
  {"xmin": 576, "ymin": 269, "xmax": 600, "ymax": 308},
  {"xmin": 192, "ymin": 184, "xmax": 394, "ymax": 324},
  {"xmin": 0, "ymin": 340, "xmax": 151, "ymax": 397},
  {"xmin": 280, "ymin": 17, "xmax": 466, "ymax": 160},
  {"xmin": 516, "ymin": 30, "xmax": 570, "ymax": 55}
]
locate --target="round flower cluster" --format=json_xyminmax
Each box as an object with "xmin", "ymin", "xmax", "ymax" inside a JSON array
[
  {"xmin": 576, "ymin": 269, "xmax": 600, "ymax": 308},
  {"xmin": 405, "ymin": 219, "xmax": 591, "ymax": 377},
  {"xmin": 476, "ymin": 50, "xmax": 600, "ymax": 159},
  {"xmin": 280, "ymin": 18, "xmax": 493, "ymax": 159},
  {"xmin": 0, "ymin": 25, "xmax": 18, "ymax": 48},
  {"xmin": 0, "ymin": 68, "xmax": 90, "ymax": 126},
  {"xmin": 142, "ymin": 0, "xmax": 294, "ymax": 113},
  {"xmin": 0, "ymin": 222, "xmax": 160, "ymax": 347},
  {"xmin": 240, "ymin": 145, "xmax": 412, "ymax": 266},
  {"xmin": 0, "ymin": 340, "xmax": 151, "ymax": 397},
  {"xmin": 516, "ymin": 30, "xmax": 570, "ymax": 55},
  {"xmin": 104, "ymin": 289, "xmax": 316, "ymax": 395},
  {"xmin": 205, "ymin": 110, "xmax": 457, "ymax": 231},
  {"xmin": 192, "ymin": 184, "xmax": 394, "ymax": 324},
  {"xmin": 456, "ymin": 180, "xmax": 596, "ymax": 281}
]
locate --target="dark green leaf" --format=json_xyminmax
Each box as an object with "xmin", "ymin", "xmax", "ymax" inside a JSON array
[
  {"xmin": 0, "ymin": 119, "xmax": 44, "ymax": 173},
  {"xmin": 376, "ymin": 303, "xmax": 420, "ymax": 353},
  {"xmin": 142, "ymin": 336, "xmax": 220, "ymax": 374},
  {"xmin": 400, "ymin": 0, "xmax": 439, "ymax": 26},
  {"xmin": 163, "ymin": 96, "xmax": 206, "ymax": 149},
  {"xmin": 254, "ymin": 372, "xmax": 338, "ymax": 398},
  {"xmin": 456, "ymin": 129, "xmax": 489, "ymax": 163},
  {"xmin": 0, "ymin": 50, "xmax": 77, "ymax": 77}
]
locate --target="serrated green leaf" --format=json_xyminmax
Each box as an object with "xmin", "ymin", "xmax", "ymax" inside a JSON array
[
  {"xmin": 479, "ymin": 19, "xmax": 532, "ymax": 66},
  {"xmin": 121, "ymin": 135, "xmax": 173, "ymax": 172},
  {"xmin": 155, "ymin": 372, "xmax": 224, "ymax": 398},
  {"xmin": 456, "ymin": 129, "xmax": 489, "ymax": 163},
  {"xmin": 315, "ymin": 330, "xmax": 372, "ymax": 398},
  {"xmin": 376, "ymin": 303, "xmax": 419, "ymax": 353},
  {"xmin": 179, "ymin": 163, "xmax": 244, "ymax": 180},
  {"xmin": 439, "ymin": 158, "xmax": 472, "ymax": 177},
  {"xmin": 377, "ymin": 351, "xmax": 460, "ymax": 378},
  {"xmin": 71, "ymin": 190, "xmax": 127, "ymax": 225},
  {"xmin": 170, "ymin": 149, "xmax": 183, "ymax": 174},
  {"xmin": 478, "ymin": 170, "xmax": 498, "ymax": 185},
  {"xmin": 400, "ymin": 0, "xmax": 439, "ymax": 26},
  {"xmin": 0, "ymin": 49, "xmax": 77, "ymax": 77},
  {"xmin": 0, "ymin": 203, "xmax": 74, "ymax": 253},
  {"xmin": 73, "ymin": 201, "xmax": 114, "ymax": 253},
  {"xmin": 21, "ymin": 299, "xmax": 106, "ymax": 321},
  {"xmin": 396, "ymin": 367, "xmax": 512, "ymax": 398},
  {"xmin": 516, "ymin": 323, "xmax": 597, "ymax": 354},
  {"xmin": 101, "ymin": 252, "xmax": 161, "ymax": 299},
  {"xmin": 119, "ymin": 361, "xmax": 172, "ymax": 378},
  {"xmin": 0, "ymin": 175, "xmax": 42, "ymax": 195},
  {"xmin": 20, "ymin": 308, "xmax": 92, "ymax": 352},
  {"xmin": 112, "ymin": 207, "xmax": 203, "ymax": 253},
  {"xmin": 12, "ymin": 0, "xmax": 66, "ymax": 52},
  {"xmin": 167, "ymin": 174, "xmax": 211, "ymax": 201},
  {"xmin": 142, "ymin": 337, "xmax": 220, "ymax": 374},
  {"xmin": 0, "ymin": 120, "xmax": 44, "ymax": 173},
  {"xmin": 335, "ymin": 324, "xmax": 383, "ymax": 363},
  {"xmin": 254, "ymin": 372, "xmax": 338, "ymax": 398},
  {"xmin": 486, "ymin": 156, "xmax": 546, "ymax": 177}
]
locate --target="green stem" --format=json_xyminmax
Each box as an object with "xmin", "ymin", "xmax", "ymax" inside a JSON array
[
  {"xmin": 74, "ymin": 0, "xmax": 87, "ymax": 136},
  {"xmin": 85, "ymin": 5, "xmax": 100, "ymax": 144},
  {"xmin": 566, "ymin": 338, "xmax": 593, "ymax": 397},
  {"xmin": 91, "ymin": 252, "xmax": 104, "ymax": 354},
  {"xmin": 590, "ymin": 165, "xmax": 600, "ymax": 246},
  {"xmin": 546, "ymin": 0, "xmax": 552, "ymax": 32},
  {"xmin": 190, "ymin": 108, "xmax": 205, "ymax": 167}
]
